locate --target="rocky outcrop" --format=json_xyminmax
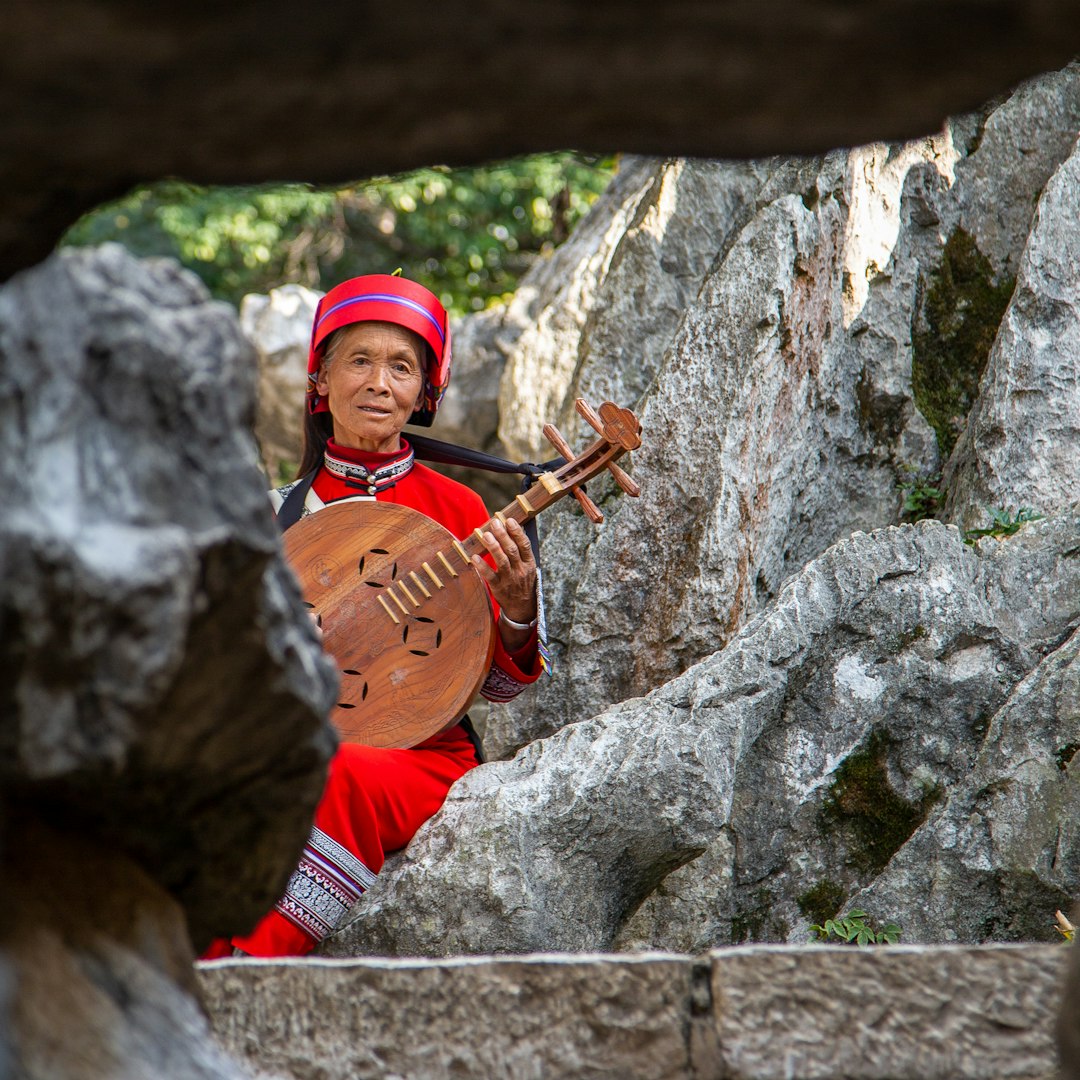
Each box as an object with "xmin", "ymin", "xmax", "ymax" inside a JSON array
[
  {"xmin": 203, "ymin": 945, "xmax": 1066, "ymax": 1080},
  {"xmin": 0, "ymin": 244, "xmax": 338, "ymax": 1077},
  {"xmin": 487, "ymin": 62, "xmax": 1080, "ymax": 758},
  {"xmin": 241, "ymin": 283, "xmax": 320, "ymax": 484},
  {"xmin": 852, "ymin": 619, "xmax": 1080, "ymax": 943},
  {"xmin": 944, "ymin": 130, "xmax": 1080, "ymax": 530},
  {"xmin": 7, "ymin": 3, "xmax": 1080, "ymax": 279},
  {"xmin": 322, "ymin": 515, "xmax": 1080, "ymax": 958}
]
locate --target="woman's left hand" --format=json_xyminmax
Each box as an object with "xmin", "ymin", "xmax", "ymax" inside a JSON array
[{"xmin": 471, "ymin": 518, "xmax": 537, "ymax": 646}]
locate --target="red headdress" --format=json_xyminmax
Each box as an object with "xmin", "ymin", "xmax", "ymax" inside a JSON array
[{"xmin": 306, "ymin": 274, "xmax": 452, "ymax": 427}]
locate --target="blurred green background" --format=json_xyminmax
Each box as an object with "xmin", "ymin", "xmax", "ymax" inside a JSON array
[{"xmin": 62, "ymin": 153, "xmax": 616, "ymax": 317}]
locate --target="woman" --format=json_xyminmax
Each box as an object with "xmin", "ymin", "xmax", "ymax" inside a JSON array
[{"xmin": 205, "ymin": 274, "xmax": 542, "ymax": 958}]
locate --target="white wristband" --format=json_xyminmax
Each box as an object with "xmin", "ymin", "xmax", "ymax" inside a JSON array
[{"xmin": 499, "ymin": 610, "xmax": 538, "ymax": 632}]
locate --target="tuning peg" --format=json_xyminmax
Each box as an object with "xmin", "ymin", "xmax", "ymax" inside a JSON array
[
  {"xmin": 575, "ymin": 398, "xmax": 606, "ymax": 436},
  {"xmin": 542, "ymin": 422, "xmax": 574, "ymax": 463},
  {"xmin": 572, "ymin": 486, "xmax": 604, "ymax": 524},
  {"xmin": 605, "ymin": 459, "xmax": 640, "ymax": 498}
]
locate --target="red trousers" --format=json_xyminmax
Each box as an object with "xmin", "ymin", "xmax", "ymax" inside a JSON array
[{"xmin": 202, "ymin": 724, "xmax": 478, "ymax": 958}]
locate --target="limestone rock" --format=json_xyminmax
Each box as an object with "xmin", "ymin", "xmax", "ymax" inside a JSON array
[
  {"xmin": 241, "ymin": 284, "xmax": 320, "ymax": 484},
  {"xmin": 488, "ymin": 63, "xmax": 1080, "ymax": 758},
  {"xmin": 944, "ymin": 130, "xmax": 1080, "ymax": 530},
  {"xmin": 0, "ymin": 244, "xmax": 338, "ymax": 948},
  {"xmin": 323, "ymin": 516, "xmax": 1080, "ymax": 957},
  {"xmin": 202, "ymin": 945, "xmax": 1065, "ymax": 1080},
  {"xmin": 5, "ymin": 821, "xmax": 252, "ymax": 1080},
  {"xmin": 851, "ymin": 618, "xmax": 1080, "ymax": 943}
]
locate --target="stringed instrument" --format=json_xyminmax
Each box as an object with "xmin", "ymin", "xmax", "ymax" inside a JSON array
[{"xmin": 283, "ymin": 398, "xmax": 641, "ymax": 748}]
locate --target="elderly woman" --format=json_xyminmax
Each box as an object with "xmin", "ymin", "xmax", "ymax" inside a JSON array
[{"xmin": 206, "ymin": 274, "xmax": 542, "ymax": 958}]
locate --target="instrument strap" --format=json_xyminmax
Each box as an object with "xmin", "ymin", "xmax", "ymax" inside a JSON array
[{"xmin": 276, "ymin": 468, "xmax": 319, "ymax": 533}]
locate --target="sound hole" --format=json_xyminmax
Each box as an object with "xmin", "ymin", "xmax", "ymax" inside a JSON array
[
  {"xmin": 302, "ymin": 601, "xmax": 315, "ymax": 609},
  {"xmin": 343, "ymin": 668, "xmax": 361, "ymax": 676},
  {"xmin": 358, "ymin": 556, "xmax": 365, "ymax": 574},
  {"xmin": 391, "ymin": 562, "xmax": 398, "ymax": 579},
  {"xmin": 370, "ymin": 548, "xmax": 389, "ymax": 555},
  {"xmin": 362, "ymin": 683, "xmax": 369, "ymax": 700},
  {"xmin": 364, "ymin": 580, "xmax": 384, "ymax": 588},
  {"xmin": 402, "ymin": 625, "xmax": 409, "ymax": 644},
  {"xmin": 410, "ymin": 649, "xmax": 429, "ymax": 657},
  {"xmin": 415, "ymin": 616, "xmax": 434, "ymax": 623},
  {"xmin": 338, "ymin": 702, "xmax": 356, "ymax": 709},
  {"xmin": 436, "ymin": 629, "xmax": 442, "ymax": 648}
]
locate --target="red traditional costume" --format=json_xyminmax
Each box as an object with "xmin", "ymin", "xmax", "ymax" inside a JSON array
[{"xmin": 202, "ymin": 276, "xmax": 543, "ymax": 959}]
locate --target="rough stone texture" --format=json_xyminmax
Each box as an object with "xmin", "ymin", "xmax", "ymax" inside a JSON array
[
  {"xmin": 0, "ymin": 244, "xmax": 338, "ymax": 1075},
  {"xmin": 322, "ymin": 516, "xmax": 1080, "ymax": 958},
  {"xmin": 0, "ymin": 244, "xmax": 338, "ymax": 947},
  {"xmin": 241, "ymin": 284, "xmax": 320, "ymax": 484},
  {"xmin": 204, "ymin": 952, "xmax": 703, "ymax": 1080},
  {"xmin": 945, "ymin": 131, "xmax": 1080, "ymax": 531},
  {"xmin": 201, "ymin": 945, "xmax": 1065, "ymax": 1080},
  {"xmin": 6, "ymin": 2, "xmax": 1080, "ymax": 278},
  {"xmin": 4, "ymin": 820, "xmax": 251, "ymax": 1080},
  {"xmin": 852, "ymin": 618, "xmax": 1080, "ymax": 943},
  {"xmin": 487, "ymin": 63, "xmax": 1080, "ymax": 758},
  {"xmin": 712, "ymin": 944, "xmax": 1066, "ymax": 1080}
]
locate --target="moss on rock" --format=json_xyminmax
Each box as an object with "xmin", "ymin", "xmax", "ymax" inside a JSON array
[
  {"xmin": 797, "ymin": 879, "xmax": 846, "ymax": 925},
  {"xmin": 820, "ymin": 731, "xmax": 939, "ymax": 875},
  {"xmin": 911, "ymin": 228, "xmax": 1015, "ymax": 459}
]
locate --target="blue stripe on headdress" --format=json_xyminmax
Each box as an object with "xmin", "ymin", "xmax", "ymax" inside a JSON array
[{"xmin": 317, "ymin": 293, "xmax": 445, "ymax": 344}]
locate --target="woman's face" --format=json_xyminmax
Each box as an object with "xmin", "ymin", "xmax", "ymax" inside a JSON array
[{"xmin": 316, "ymin": 321, "xmax": 426, "ymax": 453}]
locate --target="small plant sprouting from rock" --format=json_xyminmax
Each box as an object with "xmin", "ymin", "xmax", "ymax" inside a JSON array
[
  {"xmin": 898, "ymin": 469, "xmax": 944, "ymax": 522},
  {"xmin": 962, "ymin": 507, "xmax": 1044, "ymax": 546},
  {"xmin": 809, "ymin": 909, "xmax": 901, "ymax": 946}
]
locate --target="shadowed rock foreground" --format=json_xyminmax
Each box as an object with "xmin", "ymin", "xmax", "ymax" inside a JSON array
[{"xmin": 0, "ymin": 246, "xmax": 338, "ymax": 1078}]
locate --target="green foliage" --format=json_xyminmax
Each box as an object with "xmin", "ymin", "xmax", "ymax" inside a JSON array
[
  {"xmin": 819, "ymin": 731, "xmax": 940, "ymax": 875},
  {"xmin": 898, "ymin": 469, "xmax": 944, "ymax": 522},
  {"xmin": 61, "ymin": 153, "xmax": 616, "ymax": 316},
  {"xmin": 911, "ymin": 228, "xmax": 1015, "ymax": 458},
  {"xmin": 809, "ymin": 909, "xmax": 902, "ymax": 946},
  {"xmin": 962, "ymin": 507, "xmax": 1044, "ymax": 545}
]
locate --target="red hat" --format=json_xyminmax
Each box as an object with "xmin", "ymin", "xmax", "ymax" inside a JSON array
[{"xmin": 306, "ymin": 274, "xmax": 452, "ymax": 427}]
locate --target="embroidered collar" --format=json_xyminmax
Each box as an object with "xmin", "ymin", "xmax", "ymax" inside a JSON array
[{"xmin": 323, "ymin": 439, "xmax": 415, "ymax": 495}]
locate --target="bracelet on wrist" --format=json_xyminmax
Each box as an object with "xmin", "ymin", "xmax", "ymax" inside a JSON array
[{"xmin": 499, "ymin": 610, "xmax": 538, "ymax": 632}]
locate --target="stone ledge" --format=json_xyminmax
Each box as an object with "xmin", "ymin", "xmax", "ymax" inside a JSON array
[{"xmin": 200, "ymin": 944, "xmax": 1068, "ymax": 1079}]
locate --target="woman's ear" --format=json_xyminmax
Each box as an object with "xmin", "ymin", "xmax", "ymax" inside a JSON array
[{"xmin": 315, "ymin": 360, "xmax": 330, "ymax": 397}]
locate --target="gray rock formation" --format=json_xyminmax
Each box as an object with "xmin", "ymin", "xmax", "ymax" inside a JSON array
[
  {"xmin": 487, "ymin": 63, "xmax": 1080, "ymax": 758},
  {"xmin": 241, "ymin": 283, "xmax": 320, "ymax": 484},
  {"xmin": 945, "ymin": 131, "xmax": 1080, "ymax": 530},
  {"xmin": 323, "ymin": 515, "xmax": 1080, "ymax": 958},
  {"xmin": 0, "ymin": 244, "xmax": 338, "ymax": 1077},
  {"xmin": 203, "ymin": 944, "xmax": 1066, "ymax": 1080},
  {"xmin": 852, "ymin": 619, "xmax": 1080, "ymax": 943}
]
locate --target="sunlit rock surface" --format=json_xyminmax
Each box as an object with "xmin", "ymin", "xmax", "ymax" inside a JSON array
[
  {"xmin": 323, "ymin": 516, "xmax": 1080, "ymax": 958},
  {"xmin": 489, "ymin": 62, "xmax": 1080, "ymax": 758},
  {"xmin": 945, "ymin": 128, "xmax": 1080, "ymax": 530}
]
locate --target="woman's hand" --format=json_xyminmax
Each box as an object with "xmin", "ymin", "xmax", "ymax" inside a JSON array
[{"xmin": 471, "ymin": 518, "xmax": 538, "ymax": 650}]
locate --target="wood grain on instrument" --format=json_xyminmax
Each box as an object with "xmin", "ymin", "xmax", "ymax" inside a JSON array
[{"xmin": 283, "ymin": 399, "xmax": 642, "ymax": 748}]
